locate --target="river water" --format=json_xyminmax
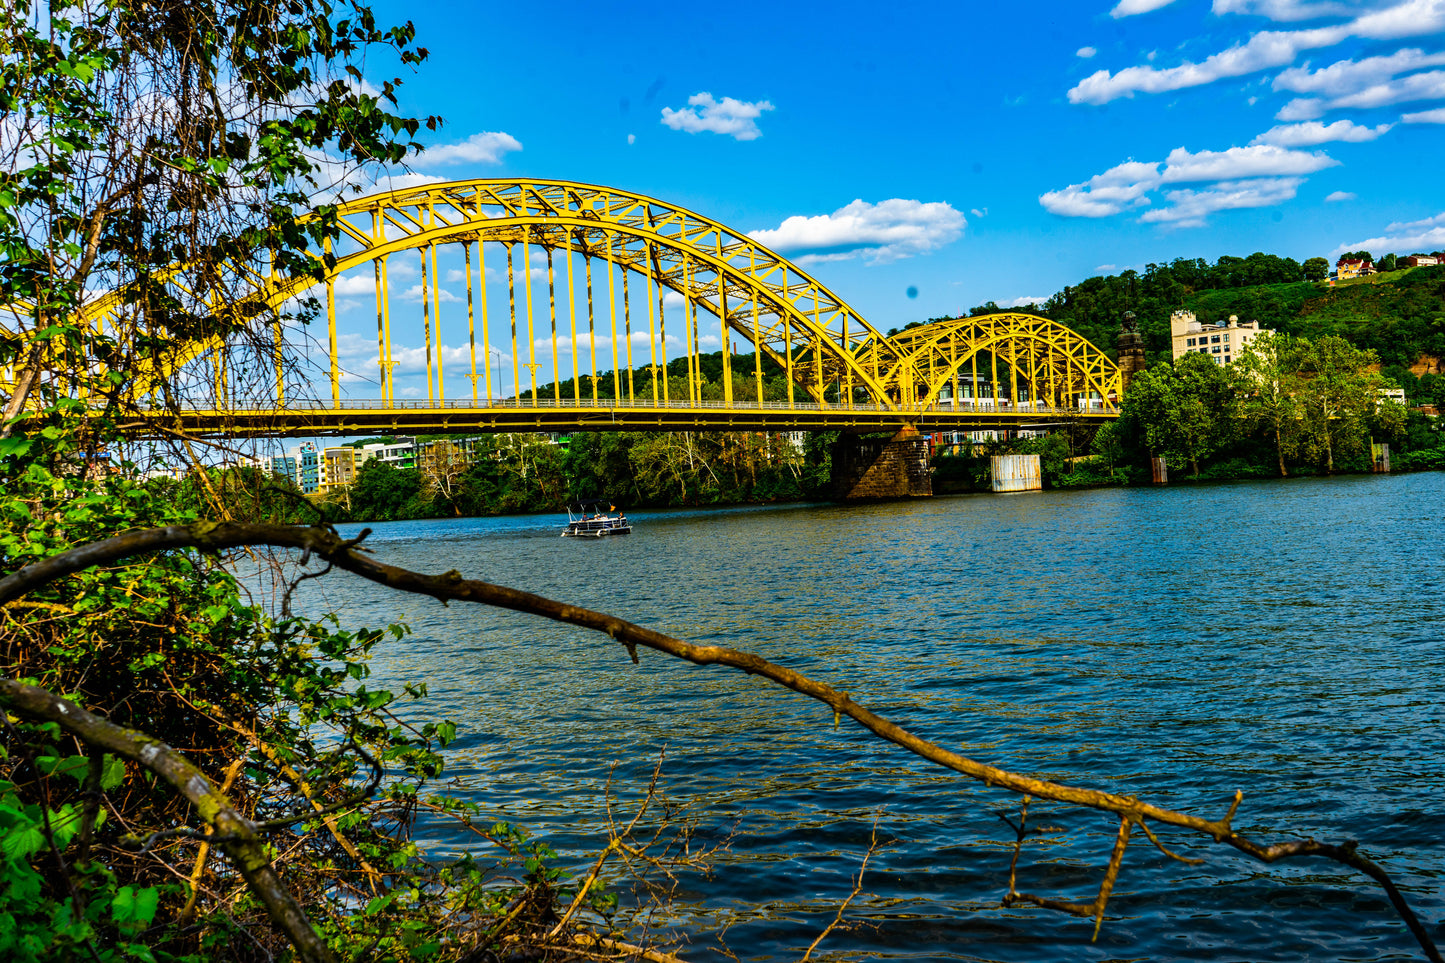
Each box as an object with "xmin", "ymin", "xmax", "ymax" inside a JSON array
[{"xmin": 300, "ymin": 473, "xmax": 1444, "ymax": 961}]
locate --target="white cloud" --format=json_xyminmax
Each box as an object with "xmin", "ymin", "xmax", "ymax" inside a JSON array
[
  {"xmin": 1070, "ymin": 27, "xmax": 1349, "ymax": 103},
  {"xmin": 1160, "ymin": 144, "xmax": 1339, "ymax": 180},
  {"xmin": 1068, "ymin": 1, "xmax": 1445, "ymax": 104},
  {"xmin": 1276, "ymin": 97, "xmax": 1328, "ymax": 118},
  {"xmin": 998, "ymin": 296, "xmax": 1050, "ymax": 307},
  {"xmin": 1213, "ymin": 0, "xmax": 1358, "ymax": 20},
  {"xmin": 1041, "ymin": 144, "xmax": 1334, "ymax": 221},
  {"xmin": 1332, "ymin": 211, "xmax": 1445, "ymax": 254},
  {"xmin": 397, "ymin": 284, "xmax": 461, "ymax": 305},
  {"xmin": 970, "ymin": 207, "xmax": 989, "ymax": 217},
  {"xmin": 1324, "ymin": 190, "xmax": 1356, "ymax": 200},
  {"xmin": 416, "ymin": 131, "xmax": 522, "ymax": 166},
  {"xmin": 332, "ymin": 274, "xmax": 377, "ymax": 296},
  {"xmin": 1403, "ymin": 105, "xmax": 1445, "ymax": 121},
  {"xmin": 1140, "ymin": 177, "xmax": 1305, "ymax": 226},
  {"xmin": 1273, "ymin": 48, "xmax": 1445, "ymax": 95},
  {"xmin": 1077, "ymin": 46, "xmax": 1099, "ymax": 58},
  {"xmin": 1327, "ymin": 69, "xmax": 1445, "ymax": 108},
  {"xmin": 747, "ymin": 198, "xmax": 965, "ymax": 263},
  {"xmin": 1112, "ymin": 0, "xmax": 1181, "ymax": 15},
  {"xmin": 1096, "ymin": 263, "xmax": 1119, "ymax": 271},
  {"xmin": 660, "ymin": 92, "xmax": 774, "ymax": 141},
  {"xmin": 1040, "ymin": 159, "xmax": 1162, "ymax": 217},
  {"xmin": 368, "ymin": 171, "xmax": 448, "ymax": 192},
  {"xmin": 1251, "ymin": 119, "xmax": 1393, "ymax": 144},
  {"xmin": 1351, "ymin": 0, "xmax": 1445, "ymax": 39},
  {"xmin": 627, "ymin": 133, "xmax": 636, "ymax": 145}
]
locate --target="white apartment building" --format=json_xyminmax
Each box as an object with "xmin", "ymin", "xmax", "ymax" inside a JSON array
[{"xmin": 1171, "ymin": 311, "xmax": 1271, "ymax": 366}]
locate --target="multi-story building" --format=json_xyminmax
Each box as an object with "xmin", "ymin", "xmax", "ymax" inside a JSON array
[
  {"xmin": 319, "ymin": 437, "xmax": 421, "ymax": 494},
  {"xmin": 362, "ymin": 437, "xmax": 417, "ymax": 468},
  {"xmin": 260, "ymin": 453, "xmax": 299, "ymax": 489},
  {"xmin": 320, "ymin": 446, "xmax": 364, "ymax": 494},
  {"xmin": 1403, "ymin": 254, "xmax": 1442, "ymax": 267},
  {"xmin": 261, "ymin": 442, "xmax": 319, "ymax": 493},
  {"xmin": 1171, "ymin": 311, "xmax": 1271, "ymax": 366}
]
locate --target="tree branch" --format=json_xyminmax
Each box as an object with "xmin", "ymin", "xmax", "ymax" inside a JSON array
[{"xmin": 0, "ymin": 677, "xmax": 337, "ymax": 963}]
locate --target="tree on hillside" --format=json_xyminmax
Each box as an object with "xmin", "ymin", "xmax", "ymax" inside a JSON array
[
  {"xmin": 1232, "ymin": 332, "xmax": 1306, "ymax": 477},
  {"xmin": 1303, "ymin": 257, "xmax": 1330, "ymax": 281},
  {"xmin": 1297, "ymin": 336, "xmax": 1397, "ymax": 473},
  {"xmin": 1378, "ymin": 253, "xmax": 1398, "ymax": 272},
  {"xmin": 1121, "ymin": 353, "xmax": 1239, "ymax": 477}
]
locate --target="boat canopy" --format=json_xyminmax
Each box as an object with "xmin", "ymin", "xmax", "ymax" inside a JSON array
[{"xmin": 572, "ymin": 499, "xmax": 621, "ymax": 511}]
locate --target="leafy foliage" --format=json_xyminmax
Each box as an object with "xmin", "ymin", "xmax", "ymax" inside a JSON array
[{"xmin": 311, "ymin": 430, "xmax": 831, "ymax": 522}]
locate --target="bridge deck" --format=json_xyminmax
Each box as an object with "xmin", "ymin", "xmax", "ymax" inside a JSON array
[{"xmin": 134, "ymin": 398, "xmax": 1118, "ymax": 437}]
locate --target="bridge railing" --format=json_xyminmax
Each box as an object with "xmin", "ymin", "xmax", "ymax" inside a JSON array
[{"xmin": 147, "ymin": 397, "xmax": 1116, "ymax": 416}]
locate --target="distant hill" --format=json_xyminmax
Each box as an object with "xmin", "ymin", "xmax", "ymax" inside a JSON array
[
  {"xmin": 1187, "ymin": 267, "xmax": 1445, "ymax": 370},
  {"xmin": 966, "ymin": 256, "xmax": 1445, "ymax": 374}
]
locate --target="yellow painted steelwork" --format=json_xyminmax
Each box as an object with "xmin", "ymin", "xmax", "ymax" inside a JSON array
[{"xmin": 1, "ymin": 179, "xmax": 1121, "ymax": 435}]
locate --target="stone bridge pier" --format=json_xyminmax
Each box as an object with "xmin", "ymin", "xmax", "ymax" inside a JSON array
[{"xmin": 831, "ymin": 425, "xmax": 932, "ymax": 500}]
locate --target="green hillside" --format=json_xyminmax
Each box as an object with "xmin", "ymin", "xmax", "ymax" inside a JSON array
[
  {"xmin": 975, "ymin": 256, "xmax": 1445, "ymax": 374},
  {"xmin": 1187, "ymin": 267, "xmax": 1445, "ymax": 368}
]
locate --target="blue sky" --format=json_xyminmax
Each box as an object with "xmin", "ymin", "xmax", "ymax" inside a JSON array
[{"xmin": 297, "ymin": 0, "xmax": 1445, "ymax": 402}]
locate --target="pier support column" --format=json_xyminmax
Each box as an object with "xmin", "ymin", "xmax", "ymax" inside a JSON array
[{"xmin": 832, "ymin": 425, "xmax": 932, "ymax": 501}]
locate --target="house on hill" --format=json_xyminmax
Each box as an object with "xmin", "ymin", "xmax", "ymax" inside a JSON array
[
  {"xmin": 1403, "ymin": 254, "xmax": 1442, "ymax": 267},
  {"xmin": 1336, "ymin": 256, "xmax": 1375, "ymax": 279}
]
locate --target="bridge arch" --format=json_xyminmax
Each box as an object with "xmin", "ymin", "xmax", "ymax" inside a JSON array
[
  {"xmin": 862, "ymin": 313, "xmax": 1123, "ymax": 411},
  {"xmin": 115, "ymin": 179, "xmax": 902, "ymax": 411},
  {"xmin": 8, "ymin": 179, "xmax": 1122, "ymax": 433}
]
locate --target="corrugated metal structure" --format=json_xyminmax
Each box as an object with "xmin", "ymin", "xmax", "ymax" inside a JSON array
[
  {"xmin": 1372, "ymin": 442, "xmax": 1391, "ymax": 473},
  {"xmin": 991, "ymin": 454, "xmax": 1041, "ymax": 492},
  {"xmin": 1151, "ymin": 457, "xmax": 1169, "ymax": 485}
]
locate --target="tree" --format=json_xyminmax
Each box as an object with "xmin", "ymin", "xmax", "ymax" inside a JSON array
[
  {"xmin": 419, "ymin": 439, "xmax": 473, "ymax": 513},
  {"xmin": 1120, "ymin": 353, "xmax": 1239, "ymax": 477},
  {"xmin": 1090, "ymin": 421, "xmax": 1126, "ymax": 475},
  {"xmin": 1378, "ymin": 253, "xmax": 1398, "ymax": 272},
  {"xmin": 1303, "ymin": 256, "xmax": 1331, "ymax": 281},
  {"xmin": 1298, "ymin": 336, "xmax": 1391, "ymax": 473},
  {"xmin": 349, "ymin": 457, "xmax": 424, "ymax": 520},
  {"xmin": 1232, "ymin": 332, "xmax": 1306, "ymax": 476}
]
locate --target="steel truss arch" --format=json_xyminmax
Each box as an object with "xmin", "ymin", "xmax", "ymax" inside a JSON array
[
  {"xmin": 858, "ymin": 313, "xmax": 1122, "ymax": 410},
  {"xmin": 198, "ymin": 179, "xmax": 897, "ymax": 408},
  {"xmin": 5, "ymin": 180, "xmax": 1124, "ymax": 433}
]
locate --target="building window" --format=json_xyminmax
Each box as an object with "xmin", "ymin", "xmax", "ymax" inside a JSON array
[
  {"xmin": 1211, "ymin": 335, "xmax": 1221, "ymax": 343},
  {"xmin": 1186, "ymin": 338, "xmax": 1195, "ymax": 346},
  {"xmin": 1213, "ymin": 346, "xmax": 1221, "ymax": 353}
]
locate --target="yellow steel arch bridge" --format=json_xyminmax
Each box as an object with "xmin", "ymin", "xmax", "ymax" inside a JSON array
[{"xmin": 2, "ymin": 179, "xmax": 1121, "ymax": 437}]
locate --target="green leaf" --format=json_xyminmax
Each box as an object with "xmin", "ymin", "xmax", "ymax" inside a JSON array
[
  {"xmin": 100, "ymin": 755, "xmax": 126, "ymax": 791},
  {"xmin": 38, "ymin": 754, "xmax": 89, "ymax": 784},
  {"xmin": 1, "ymin": 820, "xmax": 46, "ymax": 861}
]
